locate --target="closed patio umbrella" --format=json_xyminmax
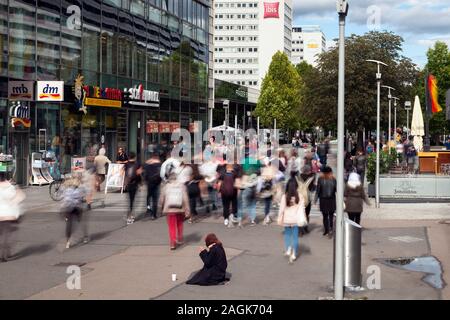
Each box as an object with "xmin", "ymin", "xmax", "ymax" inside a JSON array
[{"xmin": 411, "ymin": 95, "xmax": 424, "ymax": 151}]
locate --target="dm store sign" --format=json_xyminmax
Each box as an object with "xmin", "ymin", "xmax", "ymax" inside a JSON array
[
  {"xmin": 37, "ymin": 81, "xmax": 64, "ymax": 101},
  {"xmin": 264, "ymin": 2, "xmax": 280, "ymax": 19}
]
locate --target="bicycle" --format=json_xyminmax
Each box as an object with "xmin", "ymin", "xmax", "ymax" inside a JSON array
[{"xmin": 49, "ymin": 177, "xmax": 65, "ymax": 201}]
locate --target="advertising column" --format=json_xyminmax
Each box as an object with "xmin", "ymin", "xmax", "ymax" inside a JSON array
[{"xmin": 7, "ymin": 81, "xmax": 34, "ymax": 185}]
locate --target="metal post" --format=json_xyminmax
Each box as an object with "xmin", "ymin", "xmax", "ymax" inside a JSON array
[
  {"xmin": 257, "ymin": 116, "xmax": 260, "ymax": 141},
  {"xmin": 381, "ymin": 86, "xmax": 395, "ymax": 149},
  {"xmin": 335, "ymin": 0, "xmax": 348, "ymax": 300},
  {"xmin": 274, "ymin": 119, "xmax": 277, "ymax": 142},
  {"xmin": 376, "ymin": 73, "xmax": 381, "ymax": 208},
  {"xmin": 367, "ymin": 59, "xmax": 387, "ymax": 209},
  {"xmin": 392, "ymin": 97, "xmax": 399, "ymax": 143},
  {"xmin": 407, "ymin": 109, "xmax": 410, "ymax": 137}
]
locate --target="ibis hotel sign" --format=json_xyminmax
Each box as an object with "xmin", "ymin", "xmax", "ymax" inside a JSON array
[
  {"xmin": 8, "ymin": 81, "xmax": 34, "ymax": 101},
  {"xmin": 264, "ymin": 2, "xmax": 280, "ymax": 19},
  {"xmin": 125, "ymin": 84, "xmax": 159, "ymax": 107},
  {"xmin": 37, "ymin": 81, "xmax": 64, "ymax": 101}
]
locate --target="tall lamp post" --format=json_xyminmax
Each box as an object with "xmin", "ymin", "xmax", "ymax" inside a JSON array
[
  {"xmin": 404, "ymin": 101, "xmax": 412, "ymax": 137},
  {"xmin": 366, "ymin": 59, "xmax": 388, "ymax": 209},
  {"xmin": 392, "ymin": 97, "xmax": 400, "ymax": 143},
  {"xmin": 381, "ymin": 85, "xmax": 396, "ymax": 145},
  {"xmin": 335, "ymin": 0, "xmax": 349, "ymax": 301}
]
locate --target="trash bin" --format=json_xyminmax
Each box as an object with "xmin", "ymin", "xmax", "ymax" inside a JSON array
[{"xmin": 344, "ymin": 218, "xmax": 362, "ymax": 287}]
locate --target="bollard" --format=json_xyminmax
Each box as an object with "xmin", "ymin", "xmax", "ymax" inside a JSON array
[{"xmin": 344, "ymin": 218, "xmax": 362, "ymax": 287}]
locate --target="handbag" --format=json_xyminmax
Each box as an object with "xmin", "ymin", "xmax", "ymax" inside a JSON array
[{"xmin": 296, "ymin": 205, "xmax": 308, "ymax": 227}]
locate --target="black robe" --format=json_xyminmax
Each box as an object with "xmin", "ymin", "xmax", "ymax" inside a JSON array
[{"xmin": 186, "ymin": 244, "xmax": 229, "ymax": 286}]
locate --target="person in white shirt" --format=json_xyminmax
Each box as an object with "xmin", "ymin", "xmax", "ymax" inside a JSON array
[{"xmin": 0, "ymin": 172, "xmax": 25, "ymax": 261}]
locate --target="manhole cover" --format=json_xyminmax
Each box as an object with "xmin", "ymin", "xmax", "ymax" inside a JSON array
[{"xmin": 53, "ymin": 262, "xmax": 86, "ymax": 267}]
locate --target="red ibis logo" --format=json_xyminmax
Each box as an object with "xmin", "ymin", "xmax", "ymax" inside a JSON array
[{"xmin": 264, "ymin": 2, "xmax": 280, "ymax": 19}]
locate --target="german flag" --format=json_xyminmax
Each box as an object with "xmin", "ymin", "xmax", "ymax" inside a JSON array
[{"xmin": 426, "ymin": 74, "xmax": 442, "ymax": 115}]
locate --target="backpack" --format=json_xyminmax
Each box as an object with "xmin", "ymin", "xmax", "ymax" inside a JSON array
[
  {"xmin": 221, "ymin": 172, "xmax": 236, "ymax": 197},
  {"xmin": 125, "ymin": 162, "xmax": 140, "ymax": 186},
  {"xmin": 165, "ymin": 183, "xmax": 184, "ymax": 209},
  {"xmin": 296, "ymin": 176, "xmax": 314, "ymax": 206}
]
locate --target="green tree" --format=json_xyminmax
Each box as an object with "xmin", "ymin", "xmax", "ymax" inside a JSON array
[
  {"xmin": 423, "ymin": 41, "xmax": 450, "ymax": 141},
  {"xmin": 255, "ymin": 51, "xmax": 302, "ymax": 129},
  {"xmin": 300, "ymin": 31, "xmax": 420, "ymax": 140}
]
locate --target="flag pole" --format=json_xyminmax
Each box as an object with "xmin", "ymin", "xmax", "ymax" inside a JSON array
[{"xmin": 424, "ymin": 74, "xmax": 431, "ymax": 152}]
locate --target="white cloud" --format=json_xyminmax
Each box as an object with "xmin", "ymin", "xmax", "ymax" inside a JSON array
[{"xmin": 293, "ymin": 0, "xmax": 450, "ymax": 36}]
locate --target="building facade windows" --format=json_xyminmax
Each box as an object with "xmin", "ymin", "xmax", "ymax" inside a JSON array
[{"xmin": 0, "ymin": 0, "xmax": 212, "ymax": 185}]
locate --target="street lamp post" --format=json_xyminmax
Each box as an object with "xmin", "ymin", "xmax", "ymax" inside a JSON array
[
  {"xmin": 405, "ymin": 101, "xmax": 412, "ymax": 137},
  {"xmin": 392, "ymin": 97, "xmax": 400, "ymax": 143},
  {"xmin": 381, "ymin": 85, "xmax": 396, "ymax": 146},
  {"xmin": 335, "ymin": 0, "xmax": 349, "ymax": 301},
  {"xmin": 366, "ymin": 59, "xmax": 388, "ymax": 209}
]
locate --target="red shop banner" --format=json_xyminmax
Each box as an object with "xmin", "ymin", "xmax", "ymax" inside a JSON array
[
  {"xmin": 170, "ymin": 122, "xmax": 181, "ymax": 132},
  {"xmin": 159, "ymin": 122, "xmax": 171, "ymax": 133},
  {"xmin": 146, "ymin": 120, "xmax": 159, "ymax": 133}
]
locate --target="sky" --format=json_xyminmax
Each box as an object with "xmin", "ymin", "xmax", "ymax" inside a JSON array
[{"xmin": 292, "ymin": 0, "xmax": 450, "ymax": 68}]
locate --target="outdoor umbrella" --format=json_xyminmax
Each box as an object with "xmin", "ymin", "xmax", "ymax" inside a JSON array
[{"xmin": 410, "ymin": 95, "xmax": 424, "ymax": 151}]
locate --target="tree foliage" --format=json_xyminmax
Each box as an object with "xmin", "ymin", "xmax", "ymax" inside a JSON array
[
  {"xmin": 255, "ymin": 51, "xmax": 302, "ymax": 129},
  {"xmin": 423, "ymin": 41, "xmax": 450, "ymax": 139},
  {"xmin": 300, "ymin": 31, "xmax": 421, "ymax": 134}
]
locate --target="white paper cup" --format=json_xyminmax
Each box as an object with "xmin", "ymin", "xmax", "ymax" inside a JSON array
[{"xmin": 171, "ymin": 274, "xmax": 177, "ymax": 281}]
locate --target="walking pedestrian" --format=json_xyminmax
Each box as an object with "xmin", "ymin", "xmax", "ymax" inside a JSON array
[
  {"xmin": 93, "ymin": 147, "xmax": 111, "ymax": 192},
  {"xmin": 186, "ymin": 164, "xmax": 204, "ymax": 223},
  {"xmin": 158, "ymin": 170, "xmax": 191, "ymax": 250},
  {"xmin": 353, "ymin": 148, "xmax": 367, "ymax": 185},
  {"xmin": 61, "ymin": 175, "xmax": 86, "ymax": 249},
  {"xmin": 199, "ymin": 158, "xmax": 219, "ymax": 213},
  {"xmin": 0, "ymin": 172, "xmax": 25, "ymax": 261},
  {"xmin": 258, "ymin": 159, "xmax": 276, "ymax": 225},
  {"xmin": 344, "ymin": 151, "xmax": 354, "ymax": 182},
  {"xmin": 317, "ymin": 141, "xmax": 328, "ymax": 167},
  {"xmin": 314, "ymin": 166, "xmax": 337, "ymax": 238},
  {"xmin": 344, "ymin": 173, "xmax": 370, "ymax": 226},
  {"xmin": 80, "ymin": 167, "xmax": 96, "ymax": 243},
  {"xmin": 297, "ymin": 165, "xmax": 316, "ymax": 235},
  {"xmin": 143, "ymin": 153, "xmax": 162, "ymax": 220},
  {"xmin": 124, "ymin": 152, "xmax": 142, "ymax": 225},
  {"xmin": 217, "ymin": 164, "xmax": 239, "ymax": 227},
  {"xmin": 277, "ymin": 176, "xmax": 307, "ymax": 264}
]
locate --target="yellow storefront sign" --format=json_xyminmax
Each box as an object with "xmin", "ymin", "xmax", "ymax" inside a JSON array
[{"xmin": 85, "ymin": 97, "xmax": 122, "ymax": 108}]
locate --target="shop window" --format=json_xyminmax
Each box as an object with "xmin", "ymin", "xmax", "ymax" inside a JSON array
[
  {"xmin": 61, "ymin": 0, "xmax": 81, "ymax": 68},
  {"xmin": 118, "ymin": 37, "xmax": 133, "ymax": 77},
  {"xmin": 0, "ymin": 99, "xmax": 6, "ymax": 154},
  {"xmin": 101, "ymin": 32, "xmax": 118, "ymax": 75},
  {"xmin": 104, "ymin": 0, "xmax": 121, "ymax": 8},
  {"xmin": 0, "ymin": 0, "xmax": 7, "ymax": 60},
  {"xmin": 82, "ymin": 28, "xmax": 100, "ymax": 72},
  {"xmin": 37, "ymin": 62, "xmax": 59, "ymax": 80},
  {"xmin": 130, "ymin": 0, "xmax": 145, "ymax": 17},
  {"xmin": 9, "ymin": 56, "xmax": 35, "ymax": 80},
  {"xmin": 9, "ymin": 0, "xmax": 36, "ymax": 60}
]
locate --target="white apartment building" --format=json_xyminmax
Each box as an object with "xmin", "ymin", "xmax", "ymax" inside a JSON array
[
  {"xmin": 213, "ymin": 0, "xmax": 293, "ymax": 89},
  {"xmin": 291, "ymin": 26, "xmax": 326, "ymax": 67}
]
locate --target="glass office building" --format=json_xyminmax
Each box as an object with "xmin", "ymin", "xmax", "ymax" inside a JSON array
[{"xmin": 0, "ymin": 0, "xmax": 212, "ymax": 184}]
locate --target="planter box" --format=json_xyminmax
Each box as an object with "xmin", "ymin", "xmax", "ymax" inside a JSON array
[
  {"xmin": 380, "ymin": 175, "xmax": 450, "ymax": 200},
  {"xmin": 368, "ymin": 184, "xmax": 375, "ymax": 198}
]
